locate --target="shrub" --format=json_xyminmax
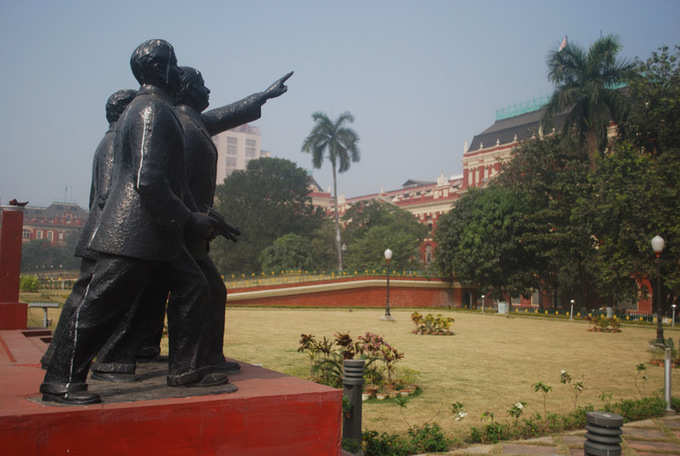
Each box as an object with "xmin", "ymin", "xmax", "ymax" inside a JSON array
[
  {"xmin": 407, "ymin": 423, "xmax": 450, "ymax": 452},
  {"xmin": 604, "ymin": 396, "xmax": 665, "ymax": 421},
  {"xmin": 20, "ymin": 275, "xmax": 40, "ymax": 292},
  {"xmin": 411, "ymin": 312, "xmax": 455, "ymax": 335}
]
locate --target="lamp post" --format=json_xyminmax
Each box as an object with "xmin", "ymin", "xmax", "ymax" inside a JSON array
[
  {"xmin": 382, "ymin": 249, "xmax": 394, "ymax": 321},
  {"xmin": 481, "ymin": 294, "xmax": 485, "ymax": 314},
  {"xmin": 673, "ymin": 304, "xmax": 677, "ymax": 328},
  {"xmin": 652, "ymin": 235, "xmax": 665, "ymax": 344},
  {"xmin": 570, "ymin": 299, "xmax": 575, "ymax": 321}
]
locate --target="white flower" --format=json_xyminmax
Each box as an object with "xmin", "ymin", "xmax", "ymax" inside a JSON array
[
  {"xmin": 514, "ymin": 402, "xmax": 524, "ymax": 409},
  {"xmin": 455, "ymin": 411, "xmax": 468, "ymax": 421},
  {"xmin": 560, "ymin": 369, "xmax": 567, "ymax": 375}
]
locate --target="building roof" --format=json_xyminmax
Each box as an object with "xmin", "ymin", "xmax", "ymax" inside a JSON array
[{"xmin": 467, "ymin": 107, "xmax": 567, "ymax": 152}]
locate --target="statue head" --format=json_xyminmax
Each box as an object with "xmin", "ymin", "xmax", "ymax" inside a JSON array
[
  {"xmin": 130, "ymin": 39, "xmax": 180, "ymax": 93},
  {"xmin": 177, "ymin": 66, "xmax": 210, "ymax": 112},
  {"xmin": 105, "ymin": 89, "xmax": 137, "ymax": 124}
]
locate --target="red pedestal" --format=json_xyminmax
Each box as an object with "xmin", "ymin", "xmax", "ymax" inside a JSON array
[
  {"xmin": 0, "ymin": 330, "xmax": 343, "ymax": 455},
  {"xmin": 0, "ymin": 206, "xmax": 27, "ymax": 330}
]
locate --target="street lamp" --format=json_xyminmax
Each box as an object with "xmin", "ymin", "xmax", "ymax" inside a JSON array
[
  {"xmin": 652, "ymin": 235, "xmax": 665, "ymax": 344},
  {"xmin": 481, "ymin": 294, "xmax": 485, "ymax": 314},
  {"xmin": 382, "ymin": 249, "xmax": 394, "ymax": 321},
  {"xmin": 673, "ymin": 304, "xmax": 677, "ymax": 328},
  {"xmin": 570, "ymin": 299, "xmax": 575, "ymax": 321}
]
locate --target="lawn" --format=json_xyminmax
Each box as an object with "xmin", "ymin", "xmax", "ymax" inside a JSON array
[{"xmin": 24, "ymin": 293, "xmax": 671, "ymax": 440}]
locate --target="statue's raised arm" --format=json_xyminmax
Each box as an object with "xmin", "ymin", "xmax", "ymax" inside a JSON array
[{"xmin": 201, "ymin": 71, "xmax": 293, "ymax": 136}]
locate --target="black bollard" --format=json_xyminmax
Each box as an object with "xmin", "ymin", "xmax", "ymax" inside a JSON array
[
  {"xmin": 342, "ymin": 359, "xmax": 365, "ymax": 449},
  {"xmin": 584, "ymin": 411, "xmax": 623, "ymax": 456}
]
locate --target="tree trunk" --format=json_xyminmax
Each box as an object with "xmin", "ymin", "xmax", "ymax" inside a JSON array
[{"xmin": 332, "ymin": 163, "xmax": 343, "ymax": 271}]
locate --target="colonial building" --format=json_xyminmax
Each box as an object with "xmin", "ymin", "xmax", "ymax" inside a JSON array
[{"xmin": 22, "ymin": 202, "xmax": 87, "ymax": 245}]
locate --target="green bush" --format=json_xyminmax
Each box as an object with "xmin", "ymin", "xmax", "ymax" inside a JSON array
[
  {"xmin": 362, "ymin": 430, "xmax": 411, "ymax": 456},
  {"xmin": 20, "ymin": 275, "xmax": 40, "ymax": 292},
  {"xmin": 604, "ymin": 396, "xmax": 665, "ymax": 421},
  {"xmin": 407, "ymin": 423, "xmax": 450, "ymax": 452},
  {"xmin": 362, "ymin": 423, "xmax": 449, "ymax": 456}
]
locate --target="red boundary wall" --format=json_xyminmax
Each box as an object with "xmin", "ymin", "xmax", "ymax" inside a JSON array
[
  {"xmin": 228, "ymin": 276, "xmax": 468, "ymax": 309},
  {"xmin": 0, "ymin": 206, "xmax": 27, "ymax": 330}
]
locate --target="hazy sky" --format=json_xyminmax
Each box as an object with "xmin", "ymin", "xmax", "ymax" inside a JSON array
[{"xmin": 1, "ymin": 0, "xmax": 679, "ymax": 208}]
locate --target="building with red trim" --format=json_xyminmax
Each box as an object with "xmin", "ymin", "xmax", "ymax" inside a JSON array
[{"xmin": 21, "ymin": 202, "xmax": 87, "ymax": 245}]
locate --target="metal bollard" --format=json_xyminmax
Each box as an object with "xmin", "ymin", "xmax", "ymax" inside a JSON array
[
  {"xmin": 342, "ymin": 359, "xmax": 365, "ymax": 449},
  {"xmin": 584, "ymin": 411, "xmax": 623, "ymax": 456},
  {"xmin": 665, "ymin": 347, "xmax": 674, "ymax": 414}
]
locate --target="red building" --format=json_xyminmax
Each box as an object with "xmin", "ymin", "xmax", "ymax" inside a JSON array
[{"xmin": 21, "ymin": 202, "xmax": 87, "ymax": 245}]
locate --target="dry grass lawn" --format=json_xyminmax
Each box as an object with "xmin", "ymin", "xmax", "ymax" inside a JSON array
[{"xmin": 23, "ymin": 294, "xmax": 671, "ymax": 439}]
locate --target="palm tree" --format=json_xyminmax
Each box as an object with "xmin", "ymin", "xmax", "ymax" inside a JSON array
[
  {"xmin": 545, "ymin": 34, "xmax": 634, "ymax": 169},
  {"xmin": 302, "ymin": 112, "xmax": 360, "ymax": 271}
]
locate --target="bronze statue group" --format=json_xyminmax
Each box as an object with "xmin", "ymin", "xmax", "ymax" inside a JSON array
[{"xmin": 40, "ymin": 39, "xmax": 292, "ymax": 405}]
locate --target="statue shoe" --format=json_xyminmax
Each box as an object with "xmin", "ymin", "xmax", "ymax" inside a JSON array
[
  {"xmin": 186, "ymin": 372, "xmax": 238, "ymax": 391},
  {"xmin": 42, "ymin": 390, "xmax": 102, "ymax": 405},
  {"xmin": 212, "ymin": 360, "xmax": 241, "ymax": 373},
  {"xmin": 40, "ymin": 382, "xmax": 101, "ymax": 405}
]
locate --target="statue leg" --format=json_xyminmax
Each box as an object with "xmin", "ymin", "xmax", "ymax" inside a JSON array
[
  {"xmin": 165, "ymin": 247, "xmax": 230, "ymax": 387},
  {"xmin": 40, "ymin": 257, "xmax": 96, "ymax": 369},
  {"xmin": 91, "ymin": 276, "xmax": 169, "ymax": 381},
  {"xmin": 41, "ymin": 254, "xmax": 150, "ymax": 404}
]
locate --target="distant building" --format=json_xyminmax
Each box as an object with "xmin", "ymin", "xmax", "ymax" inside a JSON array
[
  {"xmin": 22, "ymin": 202, "xmax": 87, "ymax": 245},
  {"xmin": 212, "ymin": 124, "xmax": 269, "ymax": 186}
]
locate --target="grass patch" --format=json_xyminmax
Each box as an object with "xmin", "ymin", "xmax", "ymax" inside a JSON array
[{"xmin": 23, "ymin": 295, "xmax": 667, "ymax": 442}]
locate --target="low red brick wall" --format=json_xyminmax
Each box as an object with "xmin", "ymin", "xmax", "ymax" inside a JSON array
[{"xmin": 227, "ymin": 277, "xmax": 468, "ymax": 309}]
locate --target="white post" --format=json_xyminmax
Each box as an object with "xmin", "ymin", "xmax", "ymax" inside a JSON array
[
  {"xmin": 664, "ymin": 347, "xmax": 674, "ymax": 414},
  {"xmin": 570, "ymin": 299, "xmax": 575, "ymax": 321}
]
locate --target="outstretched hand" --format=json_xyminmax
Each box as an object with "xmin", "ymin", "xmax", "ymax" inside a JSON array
[{"xmin": 263, "ymin": 71, "xmax": 293, "ymax": 101}]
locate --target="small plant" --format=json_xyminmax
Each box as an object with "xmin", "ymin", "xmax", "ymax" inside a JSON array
[
  {"xmin": 451, "ymin": 401, "xmax": 467, "ymax": 421},
  {"xmin": 20, "ymin": 274, "xmax": 40, "ymax": 292},
  {"xmin": 560, "ymin": 369, "xmax": 585, "ymax": 408},
  {"xmin": 481, "ymin": 410, "xmax": 495, "ymax": 423},
  {"xmin": 589, "ymin": 317, "xmax": 622, "ymax": 333},
  {"xmin": 508, "ymin": 401, "xmax": 527, "ymax": 422},
  {"xmin": 410, "ymin": 312, "xmax": 455, "ymax": 335},
  {"xmin": 635, "ymin": 363, "xmax": 648, "ymax": 398},
  {"xmin": 532, "ymin": 381, "xmax": 552, "ymax": 417},
  {"xmin": 599, "ymin": 391, "xmax": 614, "ymax": 409}
]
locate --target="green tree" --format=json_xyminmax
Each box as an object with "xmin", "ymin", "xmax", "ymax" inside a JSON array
[
  {"xmin": 20, "ymin": 231, "xmax": 81, "ymax": 272},
  {"xmin": 619, "ymin": 45, "xmax": 680, "ymax": 154},
  {"xmin": 211, "ymin": 157, "xmax": 324, "ymax": 275},
  {"xmin": 302, "ymin": 112, "xmax": 360, "ymax": 271},
  {"xmin": 545, "ymin": 34, "xmax": 634, "ymax": 168},
  {"xmin": 496, "ymin": 134, "xmax": 600, "ymax": 311},
  {"xmin": 259, "ymin": 233, "xmax": 315, "ymax": 273},
  {"xmin": 434, "ymin": 185, "xmax": 539, "ymax": 303},
  {"xmin": 342, "ymin": 201, "xmax": 427, "ymax": 272}
]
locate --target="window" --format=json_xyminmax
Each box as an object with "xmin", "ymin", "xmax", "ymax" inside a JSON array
[
  {"xmin": 245, "ymin": 146, "xmax": 256, "ymax": 158},
  {"xmin": 47, "ymin": 231, "xmax": 53, "ymax": 241},
  {"xmin": 245, "ymin": 139, "xmax": 256, "ymax": 147},
  {"xmin": 58, "ymin": 232, "xmax": 64, "ymax": 241},
  {"xmin": 226, "ymin": 157, "xmax": 237, "ymax": 168},
  {"xmin": 425, "ymin": 245, "xmax": 433, "ymax": 264},
  {"xmin": 36, "ymin": 230, "xmax": 43, "ymax": 240},
  {"xmin": 22, "ymin": 229, "xmax": 31, "ymax": 240},
  {"xmin": 227, "ymin": 136, "xmax": 238, "ymax": 155}
]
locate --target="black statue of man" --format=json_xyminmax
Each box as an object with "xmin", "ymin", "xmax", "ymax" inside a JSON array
[
  {"xmin": 90, "ymin": 66, "xmax": 292, "ymax": 380},
  {"xmin": 40, "ymin": 88, "xmax": 137, "ymax": 370},
  {"xmin": 41, "ymin": 39, "xmax": 226, "ymax": 405}
]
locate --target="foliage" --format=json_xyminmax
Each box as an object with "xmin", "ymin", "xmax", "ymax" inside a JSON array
[
  {"xmin": 302, "ymin": 111, "xmax": 360, "ymax": 271},
  {"xmin": 362, "ymin": 423, "xmax": 449, "ymax": 456},
  {"xmin": 619, "ymin": 45, "xmax": 680, "ymax": 154},
  {"xmin": 341, "ymin": 438, "xmax": 362, "ymax": 454},
  {"xmin": 532, "ymin": 381, "xmax": 552, "ymax": 417},
  {"xmin": 259, "ymin": 233, "xmax": 316, "ymax": 273},
  {"xmin": 507, "ymin": 401, "xmax": 527, "ymax": 422},
  {"xmin": 559, "ymin": 369, "xmax": 585, "ymax": 408},
  {"xmin": 211, "ymin": 157, "xmax": 324, "ymax": 274},
  {"xmin": 20, "ymin": 233, "xmax": 81, "ymax": 272},
  {"xmin": 343, "ymin": 201, "xmax": 427, "ymax": 272},
  {"xmin": 583, "ymin": 143, "xmax": 680, "ymax": 317},
  {"xmin": 496, "ymin": 134, "xmax": 601, "ymax": 310},
  {"xmin": 545, "ymin": 34, "xmax": 634, "ymax": 167},
  {"xmin": 603, "ymin": 396, "xmax": 665, "ymax": 421},
  {"xmin": 434, "ymin": 185, "xmax": 539, "ymax": 301},
  {"xmin": 635, "ymin": 363, "xmax": 649, "ymax": 397},
  {"xmin": 410, "ymin": 312, "xmax": 455, "ymax": 335},
  {"xmin": 297, "ymin": 331, "xmax": 403, "ymax": 388},
  {"xmin": 19, "ymin": 274, "xmax": 40, "ymax": 292},
  {"xmin": 589, "ymin": 316, "xmax": 622, "ymax": 333}
]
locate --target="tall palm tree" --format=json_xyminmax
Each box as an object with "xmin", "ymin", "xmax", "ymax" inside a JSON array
[
  {"xmin": 545, "ymin": 34, "xmax": 634, "ymax": 169},
  {"xmin": 302, "ymin": 112, "xmax": 360, "ymax": 271}
]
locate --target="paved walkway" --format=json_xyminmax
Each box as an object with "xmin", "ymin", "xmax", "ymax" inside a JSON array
[{"xmin": 418, "ymin": 414, "xmax": 680, "ymax": 455}]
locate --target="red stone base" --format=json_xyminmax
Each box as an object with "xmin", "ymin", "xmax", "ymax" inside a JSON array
[
  {"xmin": 0, "ymin": 302, "xmax": 27, "ymax": 330},
  {"xmin": 0, "ymin": 330, "xmax": 342, "ymax": 455}
]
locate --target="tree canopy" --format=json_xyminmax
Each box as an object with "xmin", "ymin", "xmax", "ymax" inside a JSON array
[{"xmin": 210, "ymin": 157, "xmax": 324, "ymax": 275}]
